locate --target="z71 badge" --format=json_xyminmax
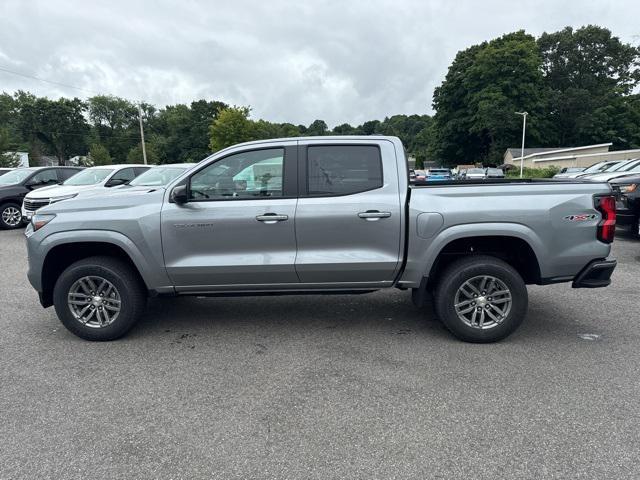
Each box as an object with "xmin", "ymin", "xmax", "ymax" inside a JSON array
[{"xmin": 564, "ymin": 214, "xmax": 598, "ymax": 221}]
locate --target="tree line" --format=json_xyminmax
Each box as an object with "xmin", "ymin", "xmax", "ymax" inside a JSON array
[{"xmin": 1, "ymin": 25, "xmax": 638, "ymax": 169}]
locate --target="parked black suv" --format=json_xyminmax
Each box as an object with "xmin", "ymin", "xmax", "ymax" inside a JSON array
[
  {"xmin": 610, "ymin": 174, "xmax": 640, "ymax": 236},
  {"xmin": 0, "ymin": 166, "xmax": 83, "ymax": 229}
]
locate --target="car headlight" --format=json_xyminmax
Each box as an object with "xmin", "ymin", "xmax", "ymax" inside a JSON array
[
  {"xmin": 50, "ymin": 193, "xmax": 77, "ymax": 203},
  {"xmin": 617, "ymin": 184, "xmax": 637, "ymax": 193},
  {"xmin": 31, "ymin": 213, "xmax": 56, "ymax": 232}
]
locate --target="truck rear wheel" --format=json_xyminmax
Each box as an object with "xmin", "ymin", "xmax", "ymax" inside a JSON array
[
  {"xmin": 434, "ymin": 255, "xmax": 528, "ymax": 343},
  {"xmin": 53, "ymin": 256, "xmax": 147, "ymax": 341}
]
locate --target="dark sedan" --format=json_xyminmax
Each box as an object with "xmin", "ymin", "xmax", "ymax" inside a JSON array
[
  {"xmin": 610, "ymin": 174, "xmax": 640, "ymax": 236},
  {"xmin": 0, "ymin": 166, "xmax": 83, "ymax": 229}
]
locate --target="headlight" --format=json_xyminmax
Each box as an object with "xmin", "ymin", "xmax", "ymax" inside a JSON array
[
  {"xmin": 50, "ymin": 193, "xmax": 77, "ymax": 203},
  {"xmin": 617, "ymin": 184, "xmax": 637, "ymax": 193},
  {"xmin": 31, "ymin": 213, "xmax": 56, "ymax": 232}
]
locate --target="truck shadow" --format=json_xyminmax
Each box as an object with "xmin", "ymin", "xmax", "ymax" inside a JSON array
[{"xmin": 128, "ymin": 290, "xmax": 583, "ymax": 344}]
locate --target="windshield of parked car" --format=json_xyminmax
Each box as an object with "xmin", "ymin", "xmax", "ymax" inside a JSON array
[
  {"xmin": 63, "ymin": 168, "xmax": 114, "ymax": 186},
  {"xmin": 619, "ymin": 160, "xmax": 640, "ymax": 172},
  {"xmin": 604, "ymin": 161, "xmax": 634, "ymax": 172},
  {"xmin": 129, "ymin": 166, "xmax": 189, "ymax": 186},
  {"xmin": 486, "ymin": 168, "xmax": 503, "ymax": 175},
  {"xmin": 467, "ymin": 168, "xmax": 485, "ymax": 174},
  {"xmin": 581, "ymin": 163, "xmax": 605, "ymax": 173},
  {"xmin": 0, "ymin": 168, "xmax": 33, "ymax": 185}
]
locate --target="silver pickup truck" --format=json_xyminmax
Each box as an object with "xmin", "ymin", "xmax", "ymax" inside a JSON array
[{"xmin": 25, "ymin": 136, "xmax": 617, "ymax": 343}]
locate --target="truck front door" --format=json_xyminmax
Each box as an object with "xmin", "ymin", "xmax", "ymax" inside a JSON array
[{"xmin": 161, "ymin": 144, "xmax": 299, "ymax": 290}]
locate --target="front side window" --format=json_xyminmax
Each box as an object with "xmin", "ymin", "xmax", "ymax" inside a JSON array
[
  {"xmin": 29, "ymin": 169, "xmax": 59, "ymax": 185},
  {"xmin": 189, "ymin": 148, "xmax": 284, "ymax": 200},
  {"xmin": 307, "ymin": 145, "xmax": 382, "ymax": 196}
]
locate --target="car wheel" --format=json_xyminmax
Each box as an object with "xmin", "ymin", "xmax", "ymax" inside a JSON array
[
  {"xmin": 0, "ymin": 202, "xmax": 23, "ymax": 230},
  {"xmin": 434, "ymin": 255, "xmax": 528, "ymax": 343},
  {"xmin": 53, "ymin": 256, "xmax": 147, "ymax": 341}
]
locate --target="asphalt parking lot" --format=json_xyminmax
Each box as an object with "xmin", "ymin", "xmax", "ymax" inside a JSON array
[{"xmin": 0, "ymin": 228, "xmax": 639, "ymax": 479}]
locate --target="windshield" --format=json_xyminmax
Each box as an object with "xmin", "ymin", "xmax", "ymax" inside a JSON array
[
  {"xmin": 64, "ymin": 168, "xmax": 114, "ymax": 186},
  {"xmin": 429, "ymin": 169, "xmax": 450, "ymax": 175},
  {"xmin": 620, "ymin": 160, "xmax": 640, "ymax": 172},
  {"xmin": 467, "ymin": 168, "xmax": 485, "ymax": 174},
  {"xmin": 605, "ymin": 161, "xmax": 633, "ymax": 172},
  {"xmin": 487, "ymin": 168, "xmax": 503, "ymax": 174},
  {"xmin": 129, "ymin": 167, "xmax": 189, "ymax": 186},
  {"xmin": 586, "ymin": 162, "xmax": 616, "ymax": 173},
  {"xmin": 0, "ymin": 169, "xmax": 33, "ymax": 185},
  {"xmin": 625, "ymin": 162, "xmax": 640, "ymax": 173}
]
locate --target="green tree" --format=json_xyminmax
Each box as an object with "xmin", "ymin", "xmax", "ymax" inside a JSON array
[
  {"xmin": 16, "ymin": 92, "xmax": 90, "ymax": 165},
  {"xmin": 87, "ymin": 95, "xmax": 139, "ymax": 162},
  {"xmin": 306, "ymin": 119, "xmax": 328, "ymax": 136},
  {"xmin": 88, "ymin": 143, "xmax": 112, "ymax": 166},
  {"xmin": 538, "ymin": 25, "xmax": 640, "ymax": 148},
  {"xmin": 127, "ymin": 141, "xmax": 159, "ymax": 164},
  {"xmin": 0, "ymin": 128, "xmax": 21, "ymax": 167},
  {"xmin": 430, "ymin": 31, "xmax": 550, "ymax": 166},
  {"xmin": 209, "ymin": 106, "xmax": 255, "ymax": 152}
]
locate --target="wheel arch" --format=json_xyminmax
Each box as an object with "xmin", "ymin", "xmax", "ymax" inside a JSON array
[
  {"xmin": 425, "ymin": 232, "xmax": 543, "ymax": 289},
  {"xmin": 36, "ymin": 228, "xmax": 168, "ymax": 307}
]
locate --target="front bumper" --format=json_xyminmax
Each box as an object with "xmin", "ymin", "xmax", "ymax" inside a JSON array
[{"xmin": 572, "ymin": 258, "xmax": 617, "ymax": 288}]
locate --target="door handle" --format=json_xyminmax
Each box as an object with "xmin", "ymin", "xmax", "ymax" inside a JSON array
[
  {"xmin": 256, "ymin": 213, "xmax": 289, "ymax": 224},
  {"xmin": 357, "ymin": 210, "xmax": 391, "ymax": 221}
]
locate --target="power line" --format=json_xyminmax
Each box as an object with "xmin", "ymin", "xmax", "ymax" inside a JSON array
[{"xmin": 0, "ymin": 65, "xmax": 101, "ymax": 96}]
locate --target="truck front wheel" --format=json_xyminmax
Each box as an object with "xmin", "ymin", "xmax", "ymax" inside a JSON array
[
  {"xmin": 434, "ymin": 255, "xmax": 528, "ymax": 343},
  {"xmin": 53, "ymin": 256, "xmax": 147, "ymax": 341}
]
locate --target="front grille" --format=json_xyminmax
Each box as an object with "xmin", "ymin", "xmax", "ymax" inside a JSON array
[{"xmin": 23, "ymin": 198, "xmax": 51, "ymax": 212}]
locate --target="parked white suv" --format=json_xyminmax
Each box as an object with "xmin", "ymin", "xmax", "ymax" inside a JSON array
[{"xmin": 22, "ymin": 164, "xmax": 149, "ymax": 220}]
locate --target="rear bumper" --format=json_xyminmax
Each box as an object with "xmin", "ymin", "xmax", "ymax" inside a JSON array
[{"xmin": 572, "ymin": 258, "xmax": 617, "ymax": 288}]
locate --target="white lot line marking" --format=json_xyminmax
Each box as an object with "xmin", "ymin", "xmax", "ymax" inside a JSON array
[{"xmin": 578, "ymin": 333, "xmax": 601, "ymax": 341}]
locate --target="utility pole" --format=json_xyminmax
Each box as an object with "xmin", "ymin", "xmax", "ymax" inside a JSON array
[
  {"xmin": 138, "ymin": 103, "xmax": 148, "ymax": 165},
  {"xmin": 515, "ymin": 111, "xmax": 528, "ymax": 178}
]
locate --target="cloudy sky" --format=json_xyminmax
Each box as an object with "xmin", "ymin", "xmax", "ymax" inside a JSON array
[{"xmin": 1, "ymin": 0, "xmax": 639, "ymax": 126}]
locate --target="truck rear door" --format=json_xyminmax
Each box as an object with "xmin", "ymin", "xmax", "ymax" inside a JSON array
[{"xmin": 294, "ymin": 140, "xmax": 403, "ymax": 285}]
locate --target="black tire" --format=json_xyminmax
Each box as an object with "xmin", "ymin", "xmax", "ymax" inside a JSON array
[
  {"xmin": 53, "ymin": 256, "xmax": 147, "ymax": 341},
  {"xmin": 0, "ymin": 202, "xmax": 23, "ymax": 230},
  {"xmin": 434, "ymin": 255, "xmax": 528, "ymax": 343}
]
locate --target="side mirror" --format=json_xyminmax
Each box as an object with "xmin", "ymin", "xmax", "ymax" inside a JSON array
[
  {"xmin": 106, "ymin": 178, "xmax": 126, "ymax": 187},
  {"xmin": 171, "ymin": 184, "xmax": 189, "ymax": 204}
]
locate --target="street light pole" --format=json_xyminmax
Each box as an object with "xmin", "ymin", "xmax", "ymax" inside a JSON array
[
  {"xmin": 515, "ymin": 111, "xmax": 528, "ymax": 178},
  {"xmin": 138, "ymin": 103, "xmax": 148, "ymax": 165}
]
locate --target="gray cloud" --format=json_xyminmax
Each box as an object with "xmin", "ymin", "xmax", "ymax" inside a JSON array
[{"xmin": 1, "ymin": 0, "xmax": 638, "ymax": 126}]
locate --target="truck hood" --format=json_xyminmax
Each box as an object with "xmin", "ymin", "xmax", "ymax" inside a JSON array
[
  {"xmin": 78, "ymin": 185, "xmax": 167, "ymax": 198},
  {"xmin": 39, "ymin": 187, "xmax": 166, "ymax": 215},
  {"xmin": 25, "ymin": 184, "xmax": 103, "ymax": 200}
]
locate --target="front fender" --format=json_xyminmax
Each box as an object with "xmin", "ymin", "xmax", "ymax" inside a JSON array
[{"xmin": 27, "ymin": 229, "xmax": 172, "ymax": 292}]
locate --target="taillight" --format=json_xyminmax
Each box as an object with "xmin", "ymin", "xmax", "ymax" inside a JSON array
[{"xmin": 594, "ymin": 195, "xmax": 616, "ymax": 243}]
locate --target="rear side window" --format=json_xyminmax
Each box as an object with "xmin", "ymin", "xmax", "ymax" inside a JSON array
[{"xmin": 307, "ymin": 145, "xmax": 382, "ymax": 196}]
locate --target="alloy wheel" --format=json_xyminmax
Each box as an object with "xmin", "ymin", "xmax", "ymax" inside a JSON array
[
  {"xmin": 454, "ymin": 275, "xmax": 512, "ymax": 329},
  {"xmin": 2, "ymin": 206, "xmax": 22, "ymax": 227},
  {"xmin": 67, "ymin": 276, "xmax": 122, "ymax": 328}
]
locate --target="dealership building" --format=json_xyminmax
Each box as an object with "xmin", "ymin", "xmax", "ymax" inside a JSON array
[{"xmin": 503, "ymin": 143, "xmax": 640, "ymax": 170}]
